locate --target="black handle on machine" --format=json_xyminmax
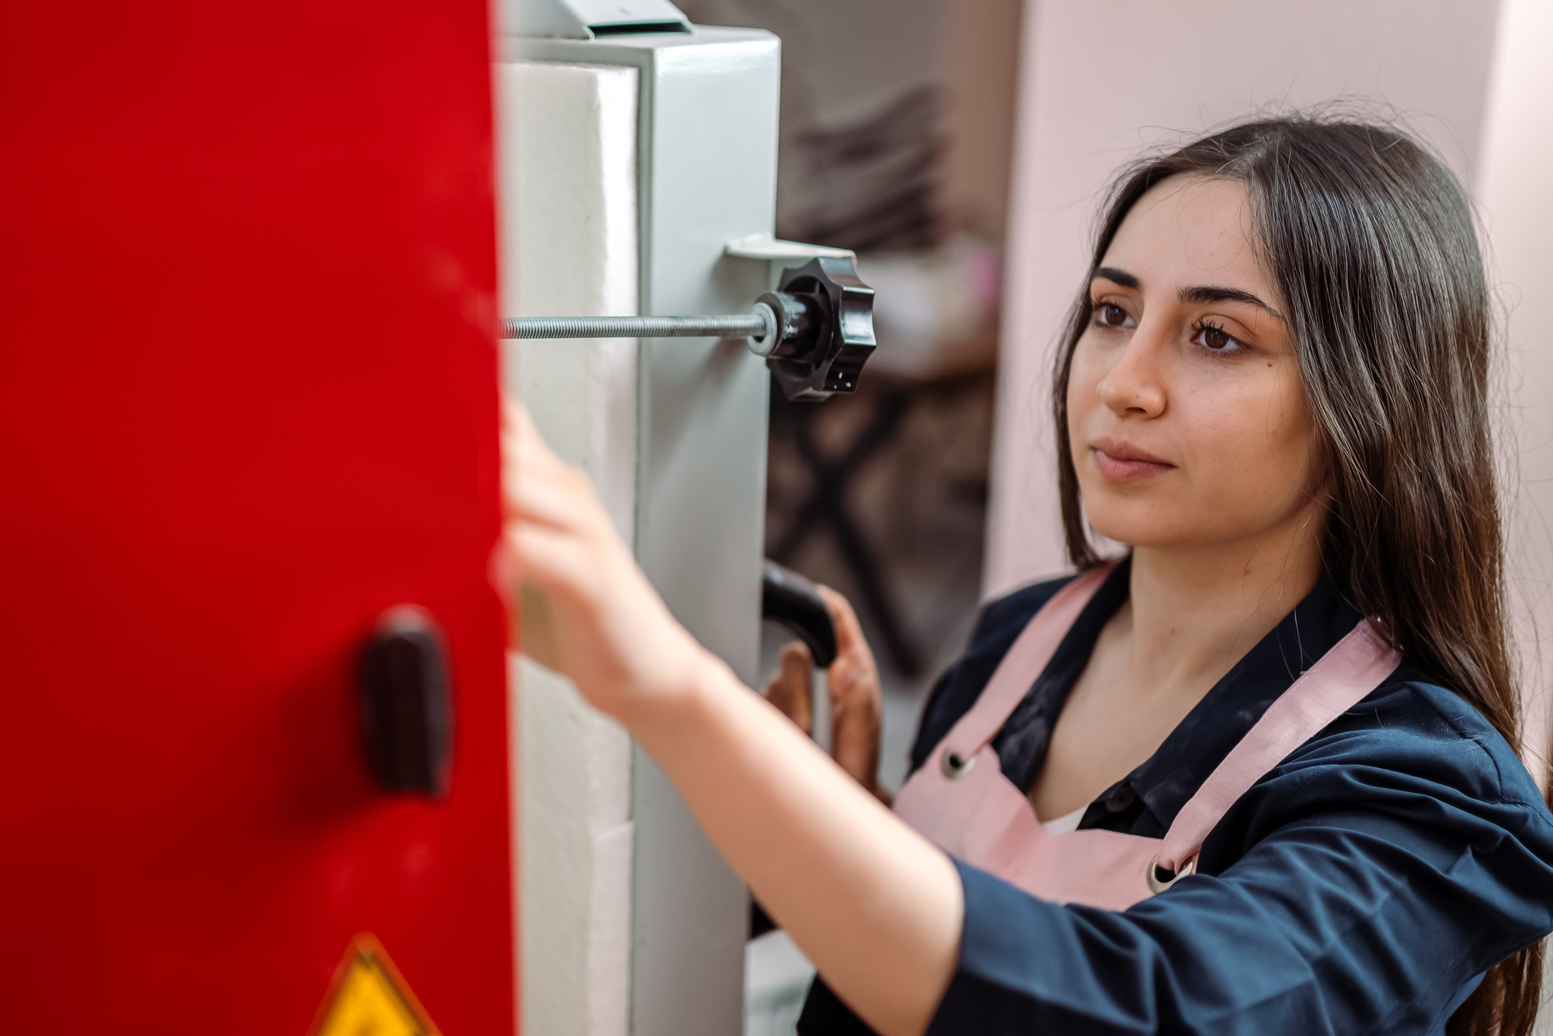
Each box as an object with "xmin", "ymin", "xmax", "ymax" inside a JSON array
[
  {"xmin": 761, "ymin": 560, "xmax": 837, "ymax": 668},
  {"xmin": 359, "ymin": 606, "xmax": 455, "ymax": 797},
  {"xmin": 503, "ymin": 256, "xmax": 877, "ymax": 404},
  {"xmin": 757, "ymin": 256, "xmax": 877, "ymax": 403},
  {"xmin": 753, "ymin": 560, "xmax": 835, "ymax": 942}
]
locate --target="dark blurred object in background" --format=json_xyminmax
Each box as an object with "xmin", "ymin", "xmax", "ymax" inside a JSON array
[
  {"xmin": 765, "ymin": 361, "xmax": 996, "ymax": 685},
  {"xmin": 676, "ymin": 0, "xmax": 1021, "ymax": 246},
  {"xmin": 678, "ymin": 0, "xmax": 1023, "ymax": 795},
  {"xmin": 780, "ymin": 83, "xmax": 943, "ymax": 253}
]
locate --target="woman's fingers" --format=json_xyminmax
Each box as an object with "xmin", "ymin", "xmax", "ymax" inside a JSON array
[
  {"xmin": 500, "ymin": 398, "xmax": 551, "ymax": 489},
  {"xmin": 501, "ymin": 409, "xmax": 601, "ymax": 531},
  {"xmin": 798, "ymin": 585, "xmax": 885, "ymax": 798},
  {"xmin": 507, "ymin": 464, "xmax": 601, "ymax": 534},
  {"xmin": 762, "ymin": 640, "xmax": 815, "ymax": 735},
  {"xmin": 821, "ymin": 585, "xmax": 867, "ymax": 656},
  {"xmin": 495, "ymin": 392, "xmax": 720, "ymax": 719},
  {"xmin": 818, "ymin": 586, "xmax": 880, "ymax": 703},
  {"xmin": 500, "ymin": 398, "xmax": 605, "ymax": 529},
  {"xmin": 504, "ymin": 523, "xmax": 603, "ymax": 602}
]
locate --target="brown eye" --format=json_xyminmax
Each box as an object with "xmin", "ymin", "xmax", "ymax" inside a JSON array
[
  {"xmin": 1192, "ymin": 320, "xmax": 1244, "ymax": 353},
  {"xmin": 1096, "ymin": 302, "xmax": 1129, "ymax": 327}
]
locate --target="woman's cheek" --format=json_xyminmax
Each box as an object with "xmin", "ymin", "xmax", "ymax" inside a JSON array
[
  {"xmin": 1186, "ymin": 405, "xmax": 1310, "ymax": 529},
  {"xmin": 1066, "ymin": 346, "xmax": 1104, "ymax": 441}
]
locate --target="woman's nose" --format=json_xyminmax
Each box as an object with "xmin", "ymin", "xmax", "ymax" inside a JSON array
[{"xmin": 1096, "ymin": 324, "xmax": 1167, "ymax": 418}]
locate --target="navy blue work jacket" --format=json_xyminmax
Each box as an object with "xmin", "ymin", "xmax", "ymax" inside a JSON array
[{"xmin": 799, "ymin": 559, "xmax": 1553, "ymax": 1035}]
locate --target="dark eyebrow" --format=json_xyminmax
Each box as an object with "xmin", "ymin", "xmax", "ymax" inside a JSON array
[
  {"xmin": 1092, "ymin": 266, "xmax": 1140, "ymax": 291},
  {"xmin": 1179, "ymin": 284, "xmax": 1283, "ymax": 320},
  {"xmin": 1093, "ymin": 266, "xmax": 1283, "ymax": 321}
]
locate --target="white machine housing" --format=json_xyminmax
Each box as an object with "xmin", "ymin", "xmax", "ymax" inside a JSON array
[{"xmin": 496, "ymin": 5, "xmax": 841, "ymax": 1034}]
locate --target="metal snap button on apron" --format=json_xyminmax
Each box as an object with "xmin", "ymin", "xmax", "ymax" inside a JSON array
[
  {"xmin": 1104, "ymin": 784, "xmax": 1136, "ymax": 812},
  {"xmin": 941, "ymin": 749, "xmax": 976, "ymax": 779},
  {"xmin": 1145, "ymin": 855, "xmax": 1195, "ymax": 894}
]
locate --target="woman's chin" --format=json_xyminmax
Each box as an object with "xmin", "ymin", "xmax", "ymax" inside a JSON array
[{"xmin": 1083, "ymin": 514, "xmax": 1195, "ymax": 552}]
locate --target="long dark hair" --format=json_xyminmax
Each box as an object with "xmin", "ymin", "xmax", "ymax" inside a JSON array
[{"xmin": 1051, "ymin": 115, "xmax": 1543, "ymax": 1036}]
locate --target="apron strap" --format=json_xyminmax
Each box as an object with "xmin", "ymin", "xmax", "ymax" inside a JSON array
[
  {"xmin": 940, "ymin": 564, "xmax": 1116, "ymax": 762},
  {"xmin": 1155, "ymin": 619, "xmax": 1401, "ymax": 874}
]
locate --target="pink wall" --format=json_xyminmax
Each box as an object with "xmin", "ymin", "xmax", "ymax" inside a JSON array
[{"xmin": 1478, "ymin": 0, "xmax": 1553, "ymax": 784}]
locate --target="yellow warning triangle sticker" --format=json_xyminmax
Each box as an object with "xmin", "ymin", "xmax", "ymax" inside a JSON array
[{"xmin": 310, "ymin": 933, "xmax": 441, "ymax": 1036}]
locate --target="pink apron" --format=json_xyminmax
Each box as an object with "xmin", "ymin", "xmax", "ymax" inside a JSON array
[{"xmin": 893, "ymin": 565, "xmax": 1400, "ymax": 911}]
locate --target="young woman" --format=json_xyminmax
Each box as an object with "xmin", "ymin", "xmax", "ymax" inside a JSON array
[{"xmin": 501, "ymin": 117, "xmax": 1553, "ymax": 1035}]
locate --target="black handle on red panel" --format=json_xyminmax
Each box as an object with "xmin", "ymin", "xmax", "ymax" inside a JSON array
[
  {"xmin": 761, "ymin": 560, "xmax": 837, "ymax": 668},
  {"xmin": 359, "ymin": 606, "xmax": 454, "ymax": 797}
]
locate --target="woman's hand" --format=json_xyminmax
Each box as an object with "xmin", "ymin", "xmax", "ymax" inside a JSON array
[
  {"xmin": 761, "ymin": 588, "xmax": 890, "ymax": 803},
  {"xmin": 498, "ymin": 396, "xmax": 962, "ymax": 1036},
  {"xmin": 822, "ymin": 586, "xmax": 889, "ymax": 804},
  {"xmin": 761, "ymin": 641, "xmax": 817, "ymax": 735},
  {"xmin": 494, "ymin": 399, "xmax": 725, "ymax": 720}
]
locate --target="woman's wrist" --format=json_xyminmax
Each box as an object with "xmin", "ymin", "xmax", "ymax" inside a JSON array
[{"xmin": 615, "ymin": 641, "xmax": 738, "ymax": 745}]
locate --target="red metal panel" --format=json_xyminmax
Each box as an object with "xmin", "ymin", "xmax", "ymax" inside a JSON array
[{"xmin": 0, "ymin": 0, "xmax": 512, "ymax": 1031}]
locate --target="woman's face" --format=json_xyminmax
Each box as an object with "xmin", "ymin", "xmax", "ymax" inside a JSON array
[{"xmin": 1067, "ymin": 175, "xmax": 1322, "ymax": 554}]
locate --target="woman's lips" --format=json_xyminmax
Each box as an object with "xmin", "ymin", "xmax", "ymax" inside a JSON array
[{"xmin": 1090, "ymin": 437, "xmax": 1175, "ymax": 482}]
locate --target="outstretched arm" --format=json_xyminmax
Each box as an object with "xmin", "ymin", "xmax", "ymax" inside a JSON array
[{"xmin": 498, "ymin": 400, "xmax": 962, "ymax": 1036}]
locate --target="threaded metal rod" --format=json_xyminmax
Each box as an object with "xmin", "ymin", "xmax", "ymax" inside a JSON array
[{"xmin": 503, "ymin": 313, "xmax": 770, "ymax": 341}]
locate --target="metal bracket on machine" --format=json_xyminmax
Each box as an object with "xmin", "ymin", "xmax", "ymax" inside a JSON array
[
  {"xmin": 511, "ymin": 0, "xmax": 691, "ymax": 39},
  {"xmin": 504, "ymin": 237, "xmax": 877, "ymax": 403},
  {"xmin": 722, "ymin": 232, "xmax": 856, "ymax": 284}
]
